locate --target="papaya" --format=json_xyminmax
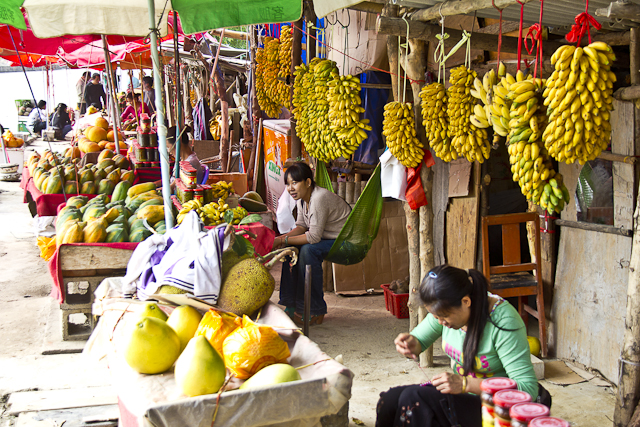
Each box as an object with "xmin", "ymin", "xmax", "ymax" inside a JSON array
[
  {"xmin": 138, "ymin": 198, "xmax": 163, "ymax": 210},
  {"xmin": 129, "ymin": 218, "xmax": 145, "ymax": 230},
  {"xmin": 80, "ymin": 181, "xmax": 97, "ymax": 195},
  {"xmin": 98, "ymin": 179, "xmax": 115, "ymax": 195},
  {"xmin": 106, "ymin": 169, "xmax": 121, "ymax": 185},
  {"xmin": 79, "ymin": 169, "xmax": 95, "ymax": 185},
  {"xmin": 127, "ymin": 182, "xmax": 156, "ymax": 199},
  {"xmin": 64, "ymin": 181, "xmax": 78, "ymax": 195},
  {"xmin": 154, "ymin": 220, "xmax": 166, "ymax": 235},
  {"xmin": 102, "ymin": 206, "xmax": 121, "ymax": 223},
  {"xmin": 56, "ymin": 208, "xmax": 81, "ymax": 230},
  {"xmin": 56, "ymin": 220, "xmax": 85, "ymax": 246},
  {"xmin": 94, "ymin": 168, "xmax": 107, "ymax": 183},
  {"xmin": 44, "ymin": 172, "xmax": 64, "ymax": 194},
  {"xmin": 97, "ymin": 149, "xmax": 115, "ymax": 163},
  {"xmin": 136, "ymin": 205, "xmax": 164, "ymax": 225},
  {"xmin": 83, "ymin": 217, "xmax": 108, "ymax": 243},
  {"xmin": 39, "ymin": 176, "xmax": 49, "ymax": 192},
  {"xmin": 88, "ymin": 194, "xmax": 109, "ymax": 205},
  {"xmin": 113, "ymin": 155, "xmax": 129, "ymax": 170},
  {"xmin": 106, "ymin": 200, "xmax": 125, "ymax": 209},
  {"xmin": 103, "ymin": 165, "xmax": 115, "ymax": 175},
  {"xmin": 126, "ymin": 191, "xmax": 161, "ymax": 212},
  {"xmin": 82, "ymin": 205, "xmax": 107, "ymax": 222},
  {"xmin": 106, "ymin": 226, "xmax": 128, "ymax": 243},
  {"xmin": 66, "ymin": 196, "xmax": 88, "ymax": 208},
  {"xmin": 64, "ymin": 166, "xmax": 77, "ymax": 182},
  {"xmin": 129, "ymin": 227, "xmax": 152, "ymax": 243},
  {"xmin": 112, "ymin": 214, "xmax": 128, "ymax": 227},
  {"xmin": 35, "ymin": 172, "xmax": 49, "ymax": 191},
  {"xmin": 120, "ymin": 170, "xmax": 134, "ymax": 185},
  {"xmin": 112, "ymin": 181, "xmax": 132, "ymax": 202}
]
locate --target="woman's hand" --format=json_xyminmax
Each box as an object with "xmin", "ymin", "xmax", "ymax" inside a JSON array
[
  {"xmin": 431, "ymin": 372, "xmax": 464, "ymax": 394},
  {"xmin": 394, "ymin": 333, "xmax": 421, "ymax": 360},
  {"xmin": 273, "ymin": 236, "xmax": 284, "ymax": 249}
]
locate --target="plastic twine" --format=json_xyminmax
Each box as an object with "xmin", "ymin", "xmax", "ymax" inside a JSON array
[
  {"xmin": 434, "ymin": 6, "xmax": 448, "ymax": 83},
  {"xmin": 492, "ymin": 0, "xmax": 504, "ymax": 72},
  {"xmin": 565, "ymin": 0, "xmax": 602, "ymax": 46}
]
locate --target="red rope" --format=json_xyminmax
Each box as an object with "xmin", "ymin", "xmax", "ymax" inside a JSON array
[
  {"xmin": 516, "ymin": 0, "xmax": 525, "ymax": 71},
  {"xmin": 291, "ymin": 23, "xmax": 425, "ymax": 84},
  {"xmin": 565, "ymin": 0, "xmax": 602, "ymax": 46},
  {"xmin": 492, "ymin": 0, "xmax": 503, "ymax": 72}
]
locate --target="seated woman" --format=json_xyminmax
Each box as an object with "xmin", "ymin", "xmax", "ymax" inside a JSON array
[
  {"xmin": 376, "ymin": 265, "xmax": 549, "ymax": 427},
  {"xmin": 120, "ymin": 92, "xmax": 150, "ymax": 128},
  {"xmin": 50, "ymin": 103, "xmax": 73, "ymax": 140},
  {"xmin": 274, "ymin": 162, "xmax": 351, "ymax": 326}
]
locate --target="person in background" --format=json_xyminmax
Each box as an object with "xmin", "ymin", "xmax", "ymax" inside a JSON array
[
  {"xmin": 142, "ymin": 76, "xmax": 156, "ymax": 114},
  {"xmin": 26, "ymin": 100, "xmax": 47, "ymax": 136},
  {"xmin": 120, "ymin": 73, "xmax": 140, "ymax": 92},
  {"xmin": 84, "ymin": 73, "xmax": 107, "ymax": 110},
  {"xmin": 50, "ymin": 103, "xmax": 73, "ymax": 140},
  {"xmin": 274, "ymin": 162, "xmax": 352, "ymax": 326},
  {"xmin": 76, "ymin": 71, "xmax": 91, "ymax": 115},
  {"xmin": 120, "ymin": 92, "xmax": 150, "ymax": 126},
  {"xmin": 376, "ymin": 265, "xmax": 549, "ymax": 427}
]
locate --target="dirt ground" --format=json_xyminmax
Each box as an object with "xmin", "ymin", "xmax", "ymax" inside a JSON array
[{"xmin": 0, "ymin": 165, "xmax": 617, "ymax": 426}]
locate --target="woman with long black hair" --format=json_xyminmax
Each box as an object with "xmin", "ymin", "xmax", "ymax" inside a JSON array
[{"xmin": 376, "ymin": 265, "xmax": 548, "ymax": 427}]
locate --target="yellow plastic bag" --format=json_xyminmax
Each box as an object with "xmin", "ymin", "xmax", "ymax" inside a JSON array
[
  {"xmin": 37, "ymin": 236, "xmax": 57, "ymax": 261},
  {"xmin": 222, "ymin": 315, "xmax": 291, "ymax": 379},
  {"xmin": 195, "ymin": 309, "xmax": 242, "ymax": 356}
]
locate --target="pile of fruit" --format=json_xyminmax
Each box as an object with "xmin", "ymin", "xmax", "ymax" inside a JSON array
[
  {"xmin": 382, "ymin": 102, "xmax": 424, "ymax": 168},
  {"xmin": 76, "ymin": 116, "xmax": 126, "ymax": 153},
  {"xmin": 543, "ymin": 42, "xmax": 616, "ymax": 164},
  {"xmin": 55, "ymin": 182, "xmax": 166, "ymax": 244},
  {"xmin": 2, "ymin": 130, "xmax": 24, "ymax": 148},
  {"xmin": 28, "ymin": 149, "xmax": 131, "ymax": 195},
  {"xmin": 177, "ymin": 198, "xmax": 248, "ymax": 226},
  {"xmin": 292, "ymin": 58, "xmax": 372, "ymax": 161}
]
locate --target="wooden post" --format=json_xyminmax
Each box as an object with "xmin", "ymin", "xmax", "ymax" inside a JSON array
[
  {"xmin": 248, "ymin": 26, "xmax": 261, "ymax": 187},
  {"xmin": 304, "ymin": 0, "xmax": 317, "ymax": 62},
  {"xmin": 632, "ymin": 28, "xmax": 640, "ymax": 86}
]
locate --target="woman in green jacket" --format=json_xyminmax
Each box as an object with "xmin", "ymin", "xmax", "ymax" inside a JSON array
[{"xmin": 376, "ymin": 265, "xmax": 549, "ymax": 426}]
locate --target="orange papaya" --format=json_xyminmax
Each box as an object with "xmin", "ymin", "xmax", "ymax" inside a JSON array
[{"xmin": 83, "ymin": 218, "xmax": 108, "ymax": 243}]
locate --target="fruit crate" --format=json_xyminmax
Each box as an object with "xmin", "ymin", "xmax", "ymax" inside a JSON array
[{"xmin": 381, "ymin": 284, "xmax": 410, "ymax": 319}]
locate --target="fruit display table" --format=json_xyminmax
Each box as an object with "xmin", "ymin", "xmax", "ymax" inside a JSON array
[{"xmin": 86, "ymin": 297, "xmax": 353, "ymax": 427}]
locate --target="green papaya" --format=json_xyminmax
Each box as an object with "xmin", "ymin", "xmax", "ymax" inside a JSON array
[
  {"xmin": 120, "ymin": 170, "xmax": 134, "ymax": 185},
  {"xmin": 64, "ymin": 167, "xmax": 77, "ymax": 182},
  {"xmin": 106, "ymin": 226, "xmax": 129, "ymax": 243},
  {"xmin": 129, "ymin": 227, "xmax": 152, "ymax": 243},
  {"xmin": 129, "ymin": 218, "xmax": 145, "ymax": 231},
  {"xmin": 64, "ymin": 181, "xmax": 78, "ymax": 195},
  {"xmin": 103, "ymin": 165, "xmax": 115, "ymax": 175},
  {"xmin": 155, "ymin": 225, "xmax": 166, "ymax": 234},
  {"xmin": 98, "ymin": 179, "xmax": 116, "ymax": 195},
  {"xmin": 94, "ymin": 168, "xmax": 107, "ymax": 183},
  {"xmin": 107, "ymin": 169, "xmax": 121, "ymax": 185},
  {"xmin": 112, "ymin": 181, "xmax": 132, "ymax": 202},
  {"xmin": 88, "ymin": 194, "xmax": 109, "ymax": 205},
  {"xmin": 154, "ymin": 220, "xmax": 165, "ymax": 230},
  {"xmin": 106, "ymin": 200, "xmax": 125, "ymax": 209},
  {"xmin": 80, "ymin": 181, "xmax": 97, "ymax": 195},
  {"xmin": 66, "ymin": 196, "xmax": 87, "ymax": 209},
  {"xmin": 128, "ymin": 214, "xmax": 139, "ymax": 228},
  {"xmin": 82, "ymin": 205, "xmax": 107, "ymax": 222},
  {"xmin": 97, "ymin": 159, "xmax": 115, "ymax": 170},
  {"xmin": 126, "ymin": 192, "xmax": 161, "ymax": 212},
  {"xmin": 138, "ymin": 198, "xmax": 163, "ymax": 210},
  {"xmin": 56, "ymin": 207, "xmax": 81, "ymax": 230},
  {"xmin": 44, "ymin": 172, "xmax": 63, "ymax": 194},
  {"xmin": 112, "ymin": 215, "xmax": 128, "ymax": 227},
  {"xmin": 79, "ymin": 169, "xmax": 95, "ymax": 185}
]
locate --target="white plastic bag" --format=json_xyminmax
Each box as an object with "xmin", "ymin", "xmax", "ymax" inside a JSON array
[
  {"xmin": 380, "ymin": 150, "xmax": 407, "ymax": 201},
  {"xmin": 276, "ymin": 190, "xmax": 297, "ymax": 234}
]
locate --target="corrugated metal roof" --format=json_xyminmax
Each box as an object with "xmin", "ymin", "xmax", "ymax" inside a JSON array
[{"xmin": 399, "ymin": 0, "xmax": 640, "ymax": 30}]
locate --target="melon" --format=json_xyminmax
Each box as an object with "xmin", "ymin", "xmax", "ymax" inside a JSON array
[
  {"xmin": 87, "ymin": 126, "xmax": 108, "ymax": 143},
  {"xmin": 95, "ymin": 116, "xmax": 109, "ymax": 130},
  {"xmin": 107, "ymin": 130, "xmax": 124, "ymax": 142}
]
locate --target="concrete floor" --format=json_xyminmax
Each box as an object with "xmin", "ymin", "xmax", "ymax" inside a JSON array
[{"xmin": 0, "ymin": 167, "xmax": 617, "ymax": 426}]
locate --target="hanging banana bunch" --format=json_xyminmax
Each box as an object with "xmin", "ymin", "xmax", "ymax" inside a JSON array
[
  {"xmin": 469, "ymin": 68, "xmax": 498, "ymax": 141},
  {"xmin": 327, "ymin": 74, "xmax": 372, "ymax": 159},
  {"xmin": 506, "ymin": 78, "xmax": 570, "ymax": 214},
  {"xmin": 292, "ymin": 62, "xmax": 312, "ymax": 149},
  {"xmin": 488, "ymin": 66, "xmax": 520, "ymax": 139},
  {"xmin": 382, "ymin": 102, "xmax": 424, "ymax": 168},
  {"xmin": 447, "ymin": 65, "xmax": 490, "ymax": 163},
  {"xmin": 420, "ymin": 82, "xmax": 458, "ymax": 162},
  {"xmin": 542, "ymin": 42, "xmax": 616, "ymax": 165},
  {"xmin": 256, "ymin": 41, "xmax": 281, "ymax": 118},
  {"xmin": 277, "ymin": 26, "xmax": 293, "ymax": 109},
  {"xmin": 306, "ymin": 59, "xmax": 341, "ymax": 162}
]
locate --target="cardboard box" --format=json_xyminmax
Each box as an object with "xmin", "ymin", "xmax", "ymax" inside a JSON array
[{"xmin": 332, "ymin": 201, "xmax": 409, "ymax": 294}]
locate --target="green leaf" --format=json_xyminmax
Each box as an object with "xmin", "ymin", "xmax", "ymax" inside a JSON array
[
  {"xmin": 223, "ymin": 210, "xmax": 235, "ymax": 224},
  {"xmin": 231, "ymin": 234, "xmax": 255, "ymax": 257},
  {"xmin": 239, "ymin": 214, "xmax": 262, "ymax": 225}
]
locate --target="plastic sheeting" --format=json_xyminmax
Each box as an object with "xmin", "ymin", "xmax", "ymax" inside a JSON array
[
  {"xmin": 353, "ymin": 71, "xmax": 390, "ymax": 165},
  {"xmin": 86, "ymin": 293, "xmax": 353, "ymax": 427}
]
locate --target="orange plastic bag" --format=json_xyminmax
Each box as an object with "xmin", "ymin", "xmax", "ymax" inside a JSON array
[
  {"xmin": 37, "ymin": 236, "xmax": 57, "ymax": 261},
  {"xmin": 222, "ymin": 316, "xmax": 291, "ymax": 379},
  {"xmin": 195, "ymin": 309, "xmax": 243, "ymax": 356}
]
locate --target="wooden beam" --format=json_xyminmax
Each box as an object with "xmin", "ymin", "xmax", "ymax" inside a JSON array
[
  {"xmin": 632, "ymin": 28, "xmax": 640, "ymax": 86},
  {"xmin": 210, "ymin": 29, "xmax": 249, "ymax": 41},
  {"xmin": 615, "ymin": 85, "xmax": 640, "ymax": 100},
  {"xmin": 596, "ymin": 1, "xmax": 640, "ymax": 22},
  {"xmin": 598, "ymin": 150, "xmax": 639, "ymax": 164},
  {"xmin": 377, "ymin": 16, "xmax": 564, "ymax": 57},
  {"xmin": 410, "ymin": 0, "xmax": 534, "ymax": 22},
  {"xmin": 591, "ymin": 30, "xmax": 631, "ymax": 46},
  {"xmin": 347, "ymin": 1, "xmax": 384, "ymax": 14},
  {"xmin": 555, "ymin": 219, "xmax": 632, "ymax": 237},
  {"xmin": 476, "ymin": 20, "xmax": 522, "ymax": 35}
]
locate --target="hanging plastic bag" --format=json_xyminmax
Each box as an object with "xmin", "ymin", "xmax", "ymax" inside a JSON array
[
  {"xmin": 405, "ymin": 150, "xmax": 435, "ymax": 210},
  {"xmin": 276, "ymin": 190, "xmax": 297, "ymax": 234},
  {"xmin": 380, "ymin": 150, "xmax": 407, "ymax": 201},
  {"xmin": 222, "ymin": 316, "xmax": 291, "ymax": 379},
  {"xmin": 37, "ymin": 236, "xmax": 57, "ymax": 261},
  {"xmin": 194, "ymin": 309, "xmax": 243, "ymax": 356}
]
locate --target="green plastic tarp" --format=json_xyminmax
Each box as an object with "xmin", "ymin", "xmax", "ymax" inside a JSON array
[{"xmin": 0, "ymin": 0, "xmax": 27, "ymax": 30}]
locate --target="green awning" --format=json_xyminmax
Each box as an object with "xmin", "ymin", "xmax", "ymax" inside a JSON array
[
  {"xmin": 0, "ymin": 0, "xmax": 27, "ymax": 30},
  {"xmin": 172, "ymin": 0, "xmax": 302, "ymax": 34}
]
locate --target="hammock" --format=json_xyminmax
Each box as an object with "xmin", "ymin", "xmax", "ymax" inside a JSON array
[{"xmin": 315, "ymin": 162, "xmax": 383, "ymax": 265}]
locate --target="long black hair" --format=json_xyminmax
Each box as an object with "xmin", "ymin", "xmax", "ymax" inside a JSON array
[
  {"xmin": 419, "ymin": 265, "xmax": 508, "ymax": 376},
  {"xmin": 283, "ymin": 162, "xmax": 315, "ymax": 188}
]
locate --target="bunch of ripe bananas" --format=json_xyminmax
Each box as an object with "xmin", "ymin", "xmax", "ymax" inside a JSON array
[
  {"xmin": 211, "ymin": 181, "xmax": 234, "ymax": 200},
  {"xmin": 327, "ymin": 74, "xmax": 372, "ymax": 158},
  {"xmin": 469, "ymin": 69, "xmax": 498, "ymax": 135},
  {"xmin": 506, "ymin": 78, "xmax": 570, "ymax": 214},
  {"xmin": 209, "ymin": 113, "xmax": 221, "ymax": 141},
  {"xmin": 292, "ymin": 63, "xmax": 311, "ymax": 147},
  {"xmin": 176, "ymin": 199, "xmax": 203, "ymax": 225},
  {"xmin": 277, "ymin": 26, "xmax": 293, "ymax": 109},
  {"xmin": 189, "ymin": 88, "xmax": 197, "ymax": 108},
  {"xmin": 447, "ymin": 66, "xmax": 490, "ymax": 163},
  {"xmin": 542, "ymin": 42, "xmax": 616, "ymax": 165},
  {"xmin": 419, "ymin": 82, "xmax": 458, "ymax": 162},
  {"xmin": 198, "ymin": 199, "xmax": 234, "ymax": 226},
  {"xmin": 255, "ymin": 37, "xmax": 281, "ymax": 118},
  {"xmin": 382, "ymin": 102, "xmax": 424, "ymax": 168}
]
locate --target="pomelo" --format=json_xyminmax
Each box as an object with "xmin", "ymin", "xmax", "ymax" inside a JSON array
[
  {"xmin": 167, "ymin": 305, "xmax": 203, "ymax": 352},
  {"xmin": 174, "ymin": 336, "xmax": 226, "ymax": 396},
  {"xmin": 138, "ymin": 302, "xmax": 168, "ymax": 321},
  {"xmin": 239, "ymin": 363, "xmax": 301, "ymax": 390},
  {"xmin": 124, "ymin": 316, "xmax": 181, "ymax": 374},
  {"xmin": 527, "ymin": 336, "xmax": 541, "ymax": 357}
]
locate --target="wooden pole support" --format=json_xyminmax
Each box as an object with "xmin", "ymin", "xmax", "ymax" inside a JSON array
[
  {"xmin": 555, "ymin": 219, "xmax": 632, "ymax": 237},
  {"xmin": 632, "ymin": 28, "xmax": 640, "ymax": 87},
  {"xmin": 410, "ymin": 0, "xmax": 533, "ymax": 22}
]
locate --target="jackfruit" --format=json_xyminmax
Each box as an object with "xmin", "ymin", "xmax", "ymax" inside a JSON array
[{"xmin": 216, "ymin": 258, "xmax": 275, "ymax": 317}]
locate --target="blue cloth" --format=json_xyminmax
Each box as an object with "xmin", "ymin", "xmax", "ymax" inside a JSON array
[
  {"xmin": 279, "ymin": 239, "xmax": 335, "ymax": 316},
  {"xmin": 353, "ymin": 71, "xmax": 391, "ymax": 165}
]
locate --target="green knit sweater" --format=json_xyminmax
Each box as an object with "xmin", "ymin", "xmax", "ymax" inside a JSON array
[{"xmin": 410, "ymin": 297, "xmax": 539, "ymax": 399}]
